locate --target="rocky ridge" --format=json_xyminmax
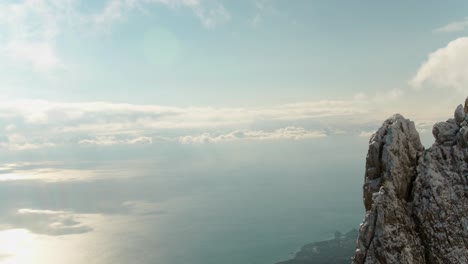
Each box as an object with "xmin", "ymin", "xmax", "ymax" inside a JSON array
[{"xmin": 354, "ymin": 99, "xmax": 468, "ymax": 263}]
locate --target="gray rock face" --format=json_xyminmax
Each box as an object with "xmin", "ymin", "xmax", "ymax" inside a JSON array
[
  {"xmin": 354, "ymin": 101, "xmax": 468, "ymax": 264},
  {"xmin": 465, "ymin": 98, "xmax": 468, "ymax": 113},
  {"xmin": 455, "ymin": 104, "xmax": 465, "ymax": 124},
  {"xmin": 432, "ymin": 119, "xmax": 459, "ymax": 146}
]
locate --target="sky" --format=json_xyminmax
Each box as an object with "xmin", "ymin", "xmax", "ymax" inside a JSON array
[
  {"xmin": 0, "ymin": 0, "xmax": 466, "ymax": 152},
  {"xmin": 0, "ymin": 1, "xmax": 468, "ymax": 263}
]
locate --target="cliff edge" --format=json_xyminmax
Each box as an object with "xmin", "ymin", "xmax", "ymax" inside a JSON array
[{"xmin": 353, "ymin": 100, "xmax": 468, "ymax": 263}]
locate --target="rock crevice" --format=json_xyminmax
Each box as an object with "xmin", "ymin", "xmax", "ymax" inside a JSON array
[{"xmin": 354, "ymin": 100, "xmax": 468, "ymax": 264}]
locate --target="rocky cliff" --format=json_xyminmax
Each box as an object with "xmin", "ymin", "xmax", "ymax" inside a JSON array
[{"xmin": 353, "ymin": 100, "xmax": 468, "ymax": 263}]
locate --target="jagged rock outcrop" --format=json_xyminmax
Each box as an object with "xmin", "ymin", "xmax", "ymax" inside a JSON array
[{"xmin": 354, "ymin": 100, "xmax": 468, "ymax": 264}]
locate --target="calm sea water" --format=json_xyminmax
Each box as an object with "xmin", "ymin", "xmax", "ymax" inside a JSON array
[{"xmin": 0, "ymin": 136, "xmax": 368, "ymax": 264}]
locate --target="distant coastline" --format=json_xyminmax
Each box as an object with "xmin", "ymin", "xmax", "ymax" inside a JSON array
[{"xmin": 275, "ymin": 229, "xmax": 358, "ymax": 264}]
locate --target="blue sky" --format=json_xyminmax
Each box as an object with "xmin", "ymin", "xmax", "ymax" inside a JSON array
[
  {"xmin": 0, "ymin": 0, "xmax": 466, "ymax": 153},
  {"xmin": 0, "ymin": 0, "xmax": 467, "ymax": 106}
]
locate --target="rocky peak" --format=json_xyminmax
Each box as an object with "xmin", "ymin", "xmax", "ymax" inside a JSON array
[{"xmin": 354, "ymin": 99, "xmax": 468, "ymax": 264}]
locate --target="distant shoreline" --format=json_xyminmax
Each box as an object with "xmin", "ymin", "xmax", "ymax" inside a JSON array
[{"xmin": 275, "ymin": 229, "xmax": 358, "ymax": 264}]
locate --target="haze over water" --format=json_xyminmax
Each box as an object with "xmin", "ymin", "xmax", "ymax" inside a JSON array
[{"xmin": 0, "ymin": 137, "xmax": 367, "ymax": 264}]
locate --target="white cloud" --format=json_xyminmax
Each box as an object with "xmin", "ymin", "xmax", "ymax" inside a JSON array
[
  {"xmin": 5, "ymin": 125, "xmax": 16, "ymax": 132},
  {"xmin": 434, "ymin": 18, "xmax": 468, "ymax": 33},
  {"xmin": 178, "ymin": 127, "xmax": 327, "ymax": 144},
  {"xmin": 79, "ymin": 136, "xmax": 153, "ymax": 146},
  {"xmin": 5, "ymin": 41, "xmax": 63, "ymax": 72},
  {"xmin": 0, "ymin": 95, "xmax": 432, "ymax": 149},
  {"xmin": 0, "ymin": 134, "xmax": 55, "ymax": 151},
  {"xmin": 24, "ymin": 111, "xmax": 49, "ymax": 124},
  {"xmin": 0, "ymin": 0, "xmax": 72, "ymax": 73},
  {"xmin": 92, "ymin": 0, "xmax": 127, "ymax": 27},
  {"xmin": 0, "ymin": 98, "xmax": 370, "ymax": 132},
  {"xmin": 359, "ymin": 131, "xmax": 374, "ymax": 138},
  {"xmin": 410, "ymin": 37, "xmax": 468, "ymax": 91},
  {"xmin": 192, "ymin": 2, "xmax": 230, "ymax": 28},
  {"xmin": 353, "ymin": 92, "xmax": 368, "ymax": 101}
]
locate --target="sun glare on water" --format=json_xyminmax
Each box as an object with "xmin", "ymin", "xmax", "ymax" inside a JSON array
[
  {"xmin": 0, "ymin": 228, "xmax": 85, "ymax": 264},
  {"xmin": 0, "ymin": 229, "xmax": 37, "ymax": 264}
]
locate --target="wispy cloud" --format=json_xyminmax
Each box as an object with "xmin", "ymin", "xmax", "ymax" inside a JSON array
[
  {"xmin": 252, "ymin": 0, "xmax": 271, "ymax": 27},
  {"xmin": 0, "ymin": 99, "xmax": 368, "ymax": 128},
  {"xmin": 0, "ymin": 0, "xmax": 76, "ymax": 73},
  {"xmin": 92, "ymin": 0, "xmax": 127, "ymax": 27},
  {"xmin": 4, "ymin": 41, "xmax": 63, "ymax": 73},
  {"xmin": 353, "ymin": 88, "xmax": 403, "ymax": 103},
  {"xmin": 409, "ymin": 37, "xmax": 468, "ymax": 91},
  {"xmin": 79, "ymin": 136, "xmax": 153, "ymax": 146},
  {"xmin": 178, "ymin": 127, "xmax": 327, "ymax": 144},
  {"xmin": 0, "ymin": 134, "xmax": 55, "ymax": 151},
  {"xmin": 192, "ymin": 2, "xmax": 230, "ymax": 28},
  {"xmin": 434, "ymin": 18, "xmax": 468, "ymax": 33},
  {"xmin": 0, "ymin": 0, "xmax": 230, "ymax": 74},
  {"xmin": 93, "ymin": 0, "xmax": 230, "ymax": 29}
]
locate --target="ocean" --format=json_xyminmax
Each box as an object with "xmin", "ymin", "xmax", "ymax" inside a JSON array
[{"xmin": 0, "ymin": 135, "xmax": 367, "ymax": 264}]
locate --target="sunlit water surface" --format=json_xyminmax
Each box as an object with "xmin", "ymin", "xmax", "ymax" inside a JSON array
[{"xmin": 0, "ymin": 137, "xmax": 369, "ymax": 264}]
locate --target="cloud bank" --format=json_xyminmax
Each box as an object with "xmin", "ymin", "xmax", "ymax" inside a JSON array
[
  {"xmin": 0, "ymin": 96, "xmax": 390, "ymax": 150},
  {"xmin": 410, "ymin": 37, "xmax": 468, "ymax": 92},
  {"xmin": 178, "ymin": 127, "xmax": 327, "ymax": 144}
]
